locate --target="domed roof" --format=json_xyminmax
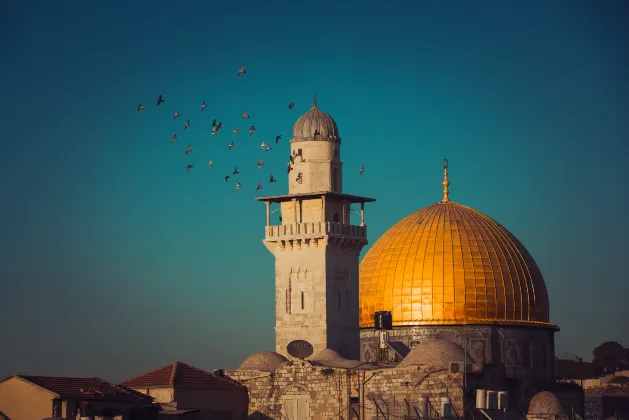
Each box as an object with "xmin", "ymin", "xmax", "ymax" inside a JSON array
[
  {"xmin": 397, "ymin": 339, "xmax": 472, "ymax": 368},
  {"xmin": 292, "ymin": 96, "xmax": 339, "ymax": 141},
  {"xmin": 528, "ymin": 391, "xmax": 567, "ymax": 417},
  {"xmin": 238, "ymin": 351, "xmax": 288, "ymax": 372},
  {"xmin": 310, "ymin": 348, "xmax": 364, "ymax": 369},
  {"xmin": 359, "ymin": 162, "xmax": 553, "ymax": 328}
]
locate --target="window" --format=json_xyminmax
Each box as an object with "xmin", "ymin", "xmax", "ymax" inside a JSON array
[
  {"xmin": 286, "ymin": 289, "xmax": 290, "ymax": 313},
  {"xmin": 338, "ymin": 292, "xmax": 341, "ymax": 310},
  {"xmin": 301, "ymin": 292, "xmax": 305, "ymax": 310},
  {"xmin": 298, "ymin": 148, "xmax": 302, "ymax": 156}
]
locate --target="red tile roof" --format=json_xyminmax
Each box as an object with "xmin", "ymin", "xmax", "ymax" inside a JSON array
[
  {"xmin": 8, "ymin": 375, "xmax": 153, "ymax": 402},
  {"xmin": 119, "ymin": 361, "xmax": 245, "ymax": 390}
]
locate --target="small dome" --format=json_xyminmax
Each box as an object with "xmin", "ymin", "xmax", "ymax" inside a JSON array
[
  {"xmin": 310, "ymin": 348, "xmax": 363, "ymax": 369},
  {"xmin": 238, "ymin": 351, "xmax": 288, "ymax": 372},
  {"xmin": 292, "ymin": 96, "xmax": 339, "ymax": 141},
  {"xmin": 397, "ymin": 339, "xmax": 472, "ymax": 368},
  {"xmin": 528, "ymin": 391, "xmax": 567, "ymax": 417}
]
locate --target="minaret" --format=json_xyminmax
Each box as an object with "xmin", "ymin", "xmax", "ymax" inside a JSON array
[{"xmin": 255, "ymin": 97, "xmax": 375, "ymax": 360}]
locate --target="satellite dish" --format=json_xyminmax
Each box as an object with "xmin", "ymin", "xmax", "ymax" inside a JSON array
[{"xmin": 287, "ymin": 340, "xmax": 314, "ymax": 359}]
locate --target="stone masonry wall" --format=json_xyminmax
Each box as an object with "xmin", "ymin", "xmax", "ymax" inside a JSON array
[{"xmin": 226, "ymin": 361, "xmax": 464, "ymax": 420}]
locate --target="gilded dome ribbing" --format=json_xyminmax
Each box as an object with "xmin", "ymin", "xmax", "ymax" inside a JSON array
[
  {"xmin": 359, "ymin": 200, "xmax": 552, "ymax": 328},
  {"xmin": 292, "ymin": 96, "xmax": 339, "ymax": 141}
]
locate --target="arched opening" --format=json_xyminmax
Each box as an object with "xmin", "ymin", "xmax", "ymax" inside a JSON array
[{"xmin": 301, "ymin": 291, "xmax": 305, "ymax": 310}]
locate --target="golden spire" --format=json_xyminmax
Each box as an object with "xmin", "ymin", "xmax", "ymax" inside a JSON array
[
  {"xmin": 442, "ymin": 159, "xmax": 450, "ymax": 203},
  {"xmin": 313, "ymin": 94, "xmax": 317, "ymax": 107}
]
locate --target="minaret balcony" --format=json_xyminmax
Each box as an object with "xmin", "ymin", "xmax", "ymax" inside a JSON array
[{"xmin": 265, "ymin": 221, "xmax": 367, "ymax": 241}]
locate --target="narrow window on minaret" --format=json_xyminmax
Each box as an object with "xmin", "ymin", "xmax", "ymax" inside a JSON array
[
  {"xmin": 286, "ymin": 289, "xmax": 289, "ymax": 313},
  {"xmin": 301, "ymin": 292, "xmax": 305, "ymax": 310},
  {"xmin": 338, "ymin": 292, "xmax": 341, "ymax": 310}
]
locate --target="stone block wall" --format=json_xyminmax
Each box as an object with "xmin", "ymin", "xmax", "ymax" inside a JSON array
[{"xmin": 226, "ymin": 361, "xmax": 465, "ymax": 420}]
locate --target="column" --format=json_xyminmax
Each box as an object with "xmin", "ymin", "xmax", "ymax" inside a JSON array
[
  {"xmin": 360, "ymin": 202, "xmax": 365, "ymax": 226},
  {"xmin": 266, "ymin": 201, "xmax": 271, "ymax": 226},
  {"xmin": 342, "ymin": 200, "xmax": 348, "ymax": 224},
  {"xmin": 292, "ymin": 198, "xmax": 298, "ymax": 224},
  {"xmin": 321, "ymin": 195, "xmax": 326, "ymax": 222}
]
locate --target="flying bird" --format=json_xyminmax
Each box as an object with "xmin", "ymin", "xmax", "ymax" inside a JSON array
[
  {"xmin": 265, "ymin": 145, "xmax": 272, "ymax": 152},
  {"xmin": 289, "ymin": 155, "xmax": 295, "ymax": 164},
  {"xmin": 249, "ymin": 125, "xmax": 255, "ymax": 136},
  {"xmin": 225, "ymin": 175, "xmax": 230, "ymax": 182},
  {"xmin": 236, "ymin": 182, "xmax": 242, "ymax": 190},
  {"xmin": 137, "ymin": 104, "xmax": 144, "ymax": 111},
  {"xmin": 275, "ymin": 135, "xmax": 281, "ymax": 144},
  {"xmin": 201, "ymin": 101, "xmax": 207, "ymax": 111},
  {"xmin": 233, "ymin": 128, "xmax": 239, "ymax": 134},
  {"xmin": 269, "ymin": 174, "xmax": 276, "ymax": 183},
  {"xmin": 360, "ymin": 165, "xmax": 365, "ymax": 175},
  {"xmin": 185, "ymin": 144, "xmax": 192, "ymax": 154},
  {"xmin": 287, "ymin": 163, "xmax": 292, "ymax": 174},
  {"xmin": 171, "ymin": 134, "xmax": 178, "ymax": 143},
  {"xmin": 313, "ymin": 129, "xmax": 320, "ymax": 137},
  {"xmin": 257, "ymin": 160, "xmax": 264, "ymax": 169},
  {"xmin": 212, "ymin": 119, "xmax": 217, "ymax": 127},
  {"xmin": 242, "ymin": 109, "xmax": 249, "ymax": 119},
  {"xmin": 156, "ymin": 95, "xmax": 164, "ymax": 106},
  {"xmin": 256, "ymin": 182, "xmax": 262, "ymax": 191},
  {"xmin": 184, "ymin": 120, "xmax": 190, "ymax": 130},
  {"xmin": 211, "ymin": 127, "xmax": 219, "ymax": 135},
  {"xmin": 186, "ymin": 164, "xmax": 193, "ymax": 172},
  {"xmin": 260, "ymin": 141, "xmax": 267, "ymax": 149},
  {"xmin": 238, "ymin": 66, "xmax": 246, "ymax": 76},
  {"xmin": 208, "ymin": 160, "xmax": 214, "ymax": 167},
  {"xmin": 228, "ymin": 141, "xmax": 235, "ymax": 150},
  {"xmin": 233, "ymin": 166, "xmax": 239, "ymax": 175},
  {"xmin": 173, "ymin": 110, "xmax": 180, "ymax": 119},
  {"xmin": 216, "ymin": 122, "xmax": 223, "ymax": 131},
  {"xmin": 288, "ymin": 103, "xmax": 295, "ymax": 110},
  {"xmin": 296, "ymin": 172, "xmax": 303, "ymax": 183}
]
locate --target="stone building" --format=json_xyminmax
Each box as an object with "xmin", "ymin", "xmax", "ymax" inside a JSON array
[
  {"xmin": 119, "ymin": 361, "xmax": 248, "ymax": 420},
  {"xmin": 226, "ymin": 97, "xmax": 581, "ymax": 419}
]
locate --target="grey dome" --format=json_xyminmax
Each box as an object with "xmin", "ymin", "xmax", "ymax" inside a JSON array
[
  {"xmin": 528, "ymin": 391, "xmax": 567, "ymax": 417},
  {"xmin": 397, "ymin": 339, "xmax": 472, "ymax": 368},
  {"xmin": 310, "ymin": 348, "xmax": 364, "ymax": 369},
  {"xmin": 292, "ymin": 96, "xmax": 339, "ymax": 141},
  {"xmin": 238, "ymin": 351, "xmax": 288, "ymax": 372}
]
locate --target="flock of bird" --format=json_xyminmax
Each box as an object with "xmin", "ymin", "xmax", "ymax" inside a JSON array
[{"xmin": 136, "ymin": 65, "xmax": 365, "ymax": 192}]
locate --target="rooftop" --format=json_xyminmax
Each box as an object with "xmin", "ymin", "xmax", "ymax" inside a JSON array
[{"xmin": 255, "ymin": 191, "xmax": 375, "ymax": 204}]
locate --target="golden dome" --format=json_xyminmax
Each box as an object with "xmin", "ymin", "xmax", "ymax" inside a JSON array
[{"xmin": 359, "ymin": 162, "xmax": 552, "ymax": 328}]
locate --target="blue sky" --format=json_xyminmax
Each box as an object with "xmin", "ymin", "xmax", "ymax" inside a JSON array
[{"xmin": 1, "ymin": 0, "xmax": 628, "ymax": 382}]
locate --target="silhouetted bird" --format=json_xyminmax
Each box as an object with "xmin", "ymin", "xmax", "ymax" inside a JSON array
[
  {"xmin": 184, "ymin": 120, "xmax": 190, "ymax": 130},
  {"xmin": 257, "ymin": 160, "xmax": 264, "ymax": 169},
  {"xmin": 157, "ymin": 95, "xmax": 164, "ymax": 106},
  {"xmin": 242, "ymin": 109, "xmax": 249, "ymax": 119},
  {"xmin": 287, "ymin": 163, "xmax": 292, "ymax": 174},
  {"xmin": 225, "ymin": 175, "xmax": 230, "ymax": 182},
  {"xmin": 212, "ymin": 119, "xmax": 217, "ymax": 127},
  {"xmin": 186, "ymin": 164, "xmax": 193, "ymax": 172},
  {"xmin": 233, "ymin": 166, "xmax": 239, "ymax": 175},
  {"xmin": 256, "ymin": 182, "xmax": 262, "ymax": 191},
  {"xmin": 201, "ymin": 101, "xmax": 207, "ymax": 112},
  {"xmin": 269, "ymin": 174, "xmax": 276, "ymax": 183},
  {"xmin": 185, "ymin": 144, "xmax": 192, "ymax": 154},
  {"xmin": 275, "ymin": 135, "xmax": 281, "ymax": 144},
  {"xmin": 236, "ymin": 182, "xmax": 242, "ymax": 190},
  {"xmin": 288, "ymin": 103, "xmax": 295, "ymax": 110},
  {"xmin": 171, "ymin": 134, "xmax": 178, "ymax": 143},
  {"xmin": 173, "ymin": 110, "xmax": 180, "ymax": 119},
  {"xmin": 249, "ymin": 125, "xmax": 255, "ymax": 136},
  {"xmin": 360, "ymin": 165, "xmax": 365, "ymax": 176},
  {"xmin": 228, "ymin": 141, "xmax": 235, "ymax": 150},
  {"xmin": 233, "ymin": 128, "xmax": 239, "ymax": 134},
  {"xmin": 238, "ymin": 66, "xmax": 246, "ymax": 76},
  {"xmin": 208, "ymin": 160, "xmax": 214, "ymax": 167},
  {"xmin": 296, "ymin": 172, "xmax": 303, "ymax": 183},
  {"xmin": 313, "ymin": 129, "xmax": 320, "ymax": 137},
  {"xmin": 137, "ymin": 104, "xmax": 144, "ymax": 111}
]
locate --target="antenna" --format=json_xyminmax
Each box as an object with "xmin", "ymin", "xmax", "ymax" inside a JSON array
[{"xmin": 287, "ymin": 340, "xmax": 314, "ymax": 359}]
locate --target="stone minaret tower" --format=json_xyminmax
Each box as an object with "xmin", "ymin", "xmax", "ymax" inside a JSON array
[{"xmin": 255, "ymin": 97, "xmax": 375, "ymax": 360}]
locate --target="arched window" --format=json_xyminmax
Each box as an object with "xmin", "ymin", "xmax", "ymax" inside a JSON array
[{"xmin": 301, "ymin": 292, "xmax": 305, "ymax": 310}]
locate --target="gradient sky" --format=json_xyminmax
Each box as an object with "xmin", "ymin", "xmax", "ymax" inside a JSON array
[{"xmin": 1, "ymin": 0, "xmax": 628, "ymax": 383}]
